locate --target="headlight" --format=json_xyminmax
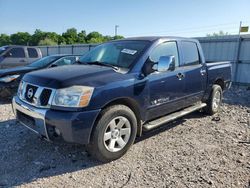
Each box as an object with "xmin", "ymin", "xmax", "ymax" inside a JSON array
[
  {"xmin": 52, "ymin": 86, "xmax": 94, "ymax": 107},
  {"xmin": 0, "ymin": 74, "xmax": 20, "ymax": 83},
  {"xmin": 17, "ymin": 81, "xmax": 24, "ymax": 98}
]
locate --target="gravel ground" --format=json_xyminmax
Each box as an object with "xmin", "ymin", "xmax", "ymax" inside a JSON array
[{"xmin": 0, "ymin": 88, "xmax": 249, "ymax": 188}]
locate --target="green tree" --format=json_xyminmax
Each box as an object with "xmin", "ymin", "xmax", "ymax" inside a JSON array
[
  {"xmin": 30, "ymin": 29, "xmax": 46, "ymax": 45},
  {"xmin": 0, "ymin": 34, "xmax": 11, "ymax": 46},
  {"xmin": 62, "ymin": 28, "xmax": 78, "ymax": 44},
  {"xmin": 0, "ymin": 28, "xmax": 124, "ymax": 46},
  {"xmin": 38, "ymin": 38, "xmax": 57, "ymax": 46},
  {"xmin": 10, "ymin": 32, "xmax": 31, "ymax": 45},
  {"xmin": 86, "ymin": 31, "xmax": 104, "ymax": 43},
  {"xmin": 58, "ymin": 35, "xmax": 66, "ymax": 45},
  {"xmin": 206, "ymin": 31, "xmax": 229, "ymax": 37},
  {"xmin": 45, "ymin": 32, "xmax": 60, "ymax": 44},
  {"xmin": 77, "ymin": 30, "xmax": 86, "ymax": 43},
  {"xmin": 113, "ymin": 35, "xmax": 124, "ymax": 40}
]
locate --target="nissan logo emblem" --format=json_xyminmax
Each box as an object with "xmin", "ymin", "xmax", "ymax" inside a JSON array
[{"xmin": 27, "ymin": 88, "xmax": 34, "ymax": 99}]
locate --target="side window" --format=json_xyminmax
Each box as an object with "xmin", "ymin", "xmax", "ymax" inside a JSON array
[
  {"xmin": 149, "ymin": 42, "xmax": 179, "ymax": 67},
  {"xmin": 181, "ymin": 42, "xmax": 200, "ymax": 66},
  {"xmin": 54, "ymin": 57, "xmax": 76, "ymax": 66},
  {"xmin": 7, "ymin": 48, "xmax": 25, "ymax": 58},
  {"xmin": 28, "ymin": 48, "xmax": 38, "ymax": 58}
]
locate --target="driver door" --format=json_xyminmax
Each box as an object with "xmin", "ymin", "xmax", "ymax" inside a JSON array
[{"xmin": 146, "ymin": 41, "xmax": 186, "ymax": 120}]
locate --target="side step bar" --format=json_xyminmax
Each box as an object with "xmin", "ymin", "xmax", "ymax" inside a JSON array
[{"xmin": 143, "ymin": 103, "xmax": 207, "ymax": 131}]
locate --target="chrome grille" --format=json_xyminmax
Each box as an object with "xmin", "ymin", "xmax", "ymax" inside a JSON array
[{"xmin": 19, "ymin": 81, "xmax": 55, "ymax": 108}]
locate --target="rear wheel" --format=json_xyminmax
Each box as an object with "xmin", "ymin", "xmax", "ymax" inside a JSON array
[
  {"xmin": 204, "ymin": 84, "xmax": 222, "ymax": 115},
  {"xmin": 87, "ymin": 105, "xmax": 137, "ymax": 162}
]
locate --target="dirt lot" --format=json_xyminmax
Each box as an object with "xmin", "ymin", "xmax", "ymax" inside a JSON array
[{"xmin": 0, "ymin": 88, "xmax": 249, "ymax": 188}]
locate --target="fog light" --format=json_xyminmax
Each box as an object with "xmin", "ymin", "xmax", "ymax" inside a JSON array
[{"xmin": 55, "ymin": 128, "xmax": 61, "ymax": 136}]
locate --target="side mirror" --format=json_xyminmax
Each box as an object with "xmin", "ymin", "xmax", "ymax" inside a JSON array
[
  {"xmin": 4, "ymin": 52, "xmax": 12, "ymax": 57},
  {"xmin": 153, "ymin": 55, "xmax": 175, "ymax": 72}
]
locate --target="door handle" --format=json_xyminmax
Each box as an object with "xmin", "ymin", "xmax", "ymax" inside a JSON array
[
  {"xmin": 200, "ymin": 69, "xmax": 206, "ymax": 75},
  {"xmin": 176, "ymin": 72, "xmax": 185, "ymax": 80}
]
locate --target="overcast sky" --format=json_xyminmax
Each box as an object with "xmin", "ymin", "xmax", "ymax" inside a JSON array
[{"xmin": 0, "ymin": 0, "xmax": 250, "ymax": 37}]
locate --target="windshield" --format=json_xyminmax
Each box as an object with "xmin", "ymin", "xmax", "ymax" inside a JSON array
[
  {"xmin": 0, "ymin": 46, "xmax": 9, "ymax": 55},
  {"xmin": 28, "ymin": 56, "xmax": 60, "ymax": 68},
  {"xmin": 79, "ymin": 41, "xmax": 149, "ymax": 69}
]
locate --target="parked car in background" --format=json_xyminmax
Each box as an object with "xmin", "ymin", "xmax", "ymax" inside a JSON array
[
  {"xmin": 12, "ymin": 37, "xmax": 232, "ymax": 162},
  {"xmin": 0, "ymin": 54, "xmax": 79, "ymax": 98},
  {"xmin": 0, "ymin": 45, "xmax": 42, "ymax": 69}
]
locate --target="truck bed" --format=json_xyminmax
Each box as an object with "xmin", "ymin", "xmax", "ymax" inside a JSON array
[{"xmin": 206, "ymin": 61, "xmax": 232, "ymax": 89}]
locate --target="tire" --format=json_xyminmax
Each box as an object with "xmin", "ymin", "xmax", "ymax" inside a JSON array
[
  {"xmin": 204, "ymin": 84, "xmax": 222, "ymax": 115},
  {"xmin": 87, "ymin": 105, "xmax": 137, "ymax": 162}
]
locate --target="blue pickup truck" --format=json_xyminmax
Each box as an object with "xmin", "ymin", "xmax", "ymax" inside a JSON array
[{"xmin": 12, "ymin": 37, "xmax": 232, "ymax": 162}]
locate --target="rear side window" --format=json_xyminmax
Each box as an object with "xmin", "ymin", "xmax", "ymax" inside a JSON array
[
  {"xmin": 149, "ymin": 42, "xmax": 179, "ymax": 67},
  {"xmin": 28, "ymin": 48, "xmax": 38, "ymax": 58},
  {"xmin": 8, "ymin": 48, "xmax": 25, "ymax": 58},
  {"xmin": 181, "ymin": 42, "xmax": 200, "ymax": 66}
]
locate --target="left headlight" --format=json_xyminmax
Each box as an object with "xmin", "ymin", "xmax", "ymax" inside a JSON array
[
  {"xmin": 0, "ymin": 74, "xmax": 20, "ymax": 83},
  {"xmin": 52, "ymin": 86, "xmax": 94, "ymax": 108}
]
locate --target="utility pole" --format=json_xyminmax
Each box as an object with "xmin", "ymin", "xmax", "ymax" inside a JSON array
[{"xmin": 115, "ymin": 25, "xmax": 119, "ymax": 36}]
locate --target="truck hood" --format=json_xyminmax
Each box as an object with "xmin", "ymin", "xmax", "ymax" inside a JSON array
[
  {"xmin": 23, "ymin": 65, "xmax": 132, "ymax": 88},
  {"xmin": 0, "ymin": 66, "xmax": 37, "ymax": 77}
]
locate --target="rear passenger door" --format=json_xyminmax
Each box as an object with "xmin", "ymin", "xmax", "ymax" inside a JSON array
[
  {"xmin": 179, "ymin": 41, "xmax": 207, "ymax": 106},
  {"xmin": 1, "ymin": 47, "xmax": 27, "ymax": 68},
  {"xmin": 27, "ymin": 48, "xmax": 40, "ymax": 64}
]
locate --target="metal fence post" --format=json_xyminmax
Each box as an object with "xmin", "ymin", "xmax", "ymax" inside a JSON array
[
  {"xmin": 46, "ymin": 46, "xmax": 49, "ymax": 56},
  {"xmin": 58, "ymin": 45, "xmax": 60, "ymax": 54},
  {"xmin": 71, "ymin": 45, "xmax": 74, "ymax": 54},
  {"xmin": 234, "ymin": 36, "xmax": 243, "ymax": 83}
]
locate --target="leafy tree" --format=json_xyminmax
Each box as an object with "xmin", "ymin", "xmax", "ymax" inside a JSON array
[
  {"xmin": 206, "ymin": 31, "xmax": 229, "ymax": 37},
  {"xmin": 86, "ymin": 31, "xmax": 103, "ymax": 43},
  {"xmin": 10, "ymin": 32, "xmax": 31, "ymax": 45},
  {"xmin": 0, "ymin": 28, "xmax": 124, "ymax": 46},
  {"xmin": 113, "ymin": 35, "xmax": 124, "ymax": 40},
  {"xmin": 62, "ymin": 28, "xmax": 78, "ymax": 44},
  {"xmin": 30, "ymin": 29, "xmax": 46, "ymax": 45},
  {"xmin": 77, "ymin": 30, "xmax": 86, "ymax": 43},
  {"xmin": 0, "ymin": 34, "xmax": 11, "ymax": 46},
  {"xmin": 58, "ymin": 35, "xmax": 66, "ymax": 45},
  {"xmin": 38, "ymin": 38, "xmax": 57, "ymax": 46},
  {"xmin": 45, "ymin": 32, "xmax": 60, "ymax": 44}
]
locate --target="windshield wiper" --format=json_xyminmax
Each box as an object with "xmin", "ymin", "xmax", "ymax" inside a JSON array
[{"xmin": 84, "ymin": 61, "xmax": 119, "ymax": 70}]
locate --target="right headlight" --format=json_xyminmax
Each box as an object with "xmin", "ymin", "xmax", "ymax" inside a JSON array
[{"xmin": 52, "ymin": 86, "xmax": 94, "ymax": 108}]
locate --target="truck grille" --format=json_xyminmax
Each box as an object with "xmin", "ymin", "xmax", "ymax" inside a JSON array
[
  {"xmin": 19, "ymin": 81, "xmax": 55, "ymax": 108},
  {"xmin": 40, "ymin": 89, "xmax": 52, "ymax": 106}
]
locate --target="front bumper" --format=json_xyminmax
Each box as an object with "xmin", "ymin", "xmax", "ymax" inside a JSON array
[{"xmin": 12, "ymin": 96, "xmax": 101, "ymax": 144}]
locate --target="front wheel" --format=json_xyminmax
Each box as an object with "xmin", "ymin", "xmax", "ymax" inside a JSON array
[
  {"xmin": 204, "ymin": 84, "xmax": 222, "ymax": 115},
  {"xmin": 87, "ymin": 105, "xmax": 137, "ymax": 162}
]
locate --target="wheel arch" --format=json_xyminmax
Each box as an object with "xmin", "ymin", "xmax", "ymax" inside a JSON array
[
  {"xmin": 214, "ymin": 78, "xmax": 224, "ymax": 90},
  {"xmin": 91, "ymin": 97, "xmax": 143, "ymax": 140}
]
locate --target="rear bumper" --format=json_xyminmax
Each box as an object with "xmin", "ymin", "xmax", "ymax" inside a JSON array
[{"xmin": 12, "ymin": 96, "xmax": 101, "ymax": 144}]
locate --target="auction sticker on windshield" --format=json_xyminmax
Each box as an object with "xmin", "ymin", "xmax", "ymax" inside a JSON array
[{"xmin": 121, "ymin": 49, "xmax": 137, "ymax": 55}]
